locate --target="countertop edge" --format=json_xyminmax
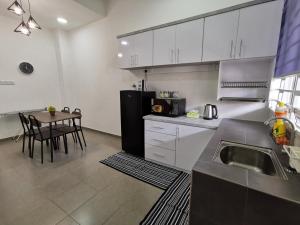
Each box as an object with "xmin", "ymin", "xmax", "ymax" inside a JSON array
[{"xmin": 143, "ymin": 115, "xmax": 221, "ymax": 130}]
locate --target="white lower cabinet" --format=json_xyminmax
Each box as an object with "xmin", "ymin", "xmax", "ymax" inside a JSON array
[
  {"xmin": 145, "ymin": 144, "xmax": 176, "ymax": 166},
  {"xmin": 145, "ymin": 131, "xmax": 176, "ymax": 150},
  {"xmin": 175, "ymin": 125, "xmax": 215, "ymax": 171},
  {"xmin": 145, "ymin": 121, "xmax": 215, "ymax": 171}
]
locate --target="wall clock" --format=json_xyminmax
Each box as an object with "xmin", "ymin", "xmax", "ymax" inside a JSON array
[{"xmin": 19, "ymin": 62, "xmax": 34, "ymax": 74}]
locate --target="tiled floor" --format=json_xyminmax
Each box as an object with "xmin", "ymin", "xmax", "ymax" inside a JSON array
[{"xmin": 0, "ymin": 129, "xmax": 163, "ymax": 225}]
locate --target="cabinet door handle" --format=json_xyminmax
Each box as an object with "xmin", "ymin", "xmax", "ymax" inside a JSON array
[
  {"xmin": 171, "ymin": 49, "xmax": 174, "ymax": 64},
  {"xmin": 151, "ymin": 126, "xmax": 164, "ymax": 130},
  {"xmin": 130, "ymin": 56, "xmax": 133, "ymax": 67},
  {"xmin": 177, "ymin": 48, "xmax": 180, "ymax": 63},
  {"xmin": 239, "ymin": 40, "xmax": 243, "ymax": 58},
  {"xmin": 176, "ymin": 127, "xmax": 180, "ymax": 142},
  {"xmin": 230, "ymin": 40, "xmax": 233, "ymax": 58},
  {"xmin": 135, "ymin": 55, "xmax": 137, "ymax": 66},
  {"xmin": 134, "ymin": 55, "xmax": 136, "ymax": 66},
  {"xmin": 152, "ymin": 139, "xmax": 164, "ymax": 143},
  {"xmin": 153, "ymin": 152, "xmax": 165, "ymax": 158}
]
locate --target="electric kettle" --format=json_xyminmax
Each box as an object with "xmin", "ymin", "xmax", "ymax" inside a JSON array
[{"xmin": 203, "ymin": 104, "xmax": 218, "ymax": 120}]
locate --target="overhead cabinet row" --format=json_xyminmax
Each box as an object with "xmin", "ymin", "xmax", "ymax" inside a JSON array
[{"xmin": 117, "ymin": 0, "xmax": 283, "ymax": 69}]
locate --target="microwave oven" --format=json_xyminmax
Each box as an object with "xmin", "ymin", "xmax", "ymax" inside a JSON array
[{"xmin": 151, "ymin": 98, "xmax": 186, "ymax": 117}]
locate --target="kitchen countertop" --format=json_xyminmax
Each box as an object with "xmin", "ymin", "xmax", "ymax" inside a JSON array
[
  {"xmin": 193, "ymin": 119, "xmax": 300, "ymax": 204},
  {"xmin": 143, "ymin": 115, "xmax": 222, "ymax": 130}
]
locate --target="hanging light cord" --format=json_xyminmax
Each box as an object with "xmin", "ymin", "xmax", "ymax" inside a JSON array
[
  {"xmin": 20, "ymin": 0, "xmax": 24, "ymax": 22},
  {"xmin": 27, "ymin": 0, "xmax": 31, "ymax": 15}
]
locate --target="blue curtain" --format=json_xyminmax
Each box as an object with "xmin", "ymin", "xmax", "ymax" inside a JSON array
[{"xmin": 275, "ymin": 0, "xmax": 300, "ymax": 77}]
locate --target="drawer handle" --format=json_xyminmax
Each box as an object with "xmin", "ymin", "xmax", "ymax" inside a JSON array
[
  {"xmin": 153, "ymin": 152, "xmax": 165, "ymax": 158},
  {"xmin": 152, "ymin": 139, "xmax": 164, "ymax": 143},
  {"xmin": 151, "ymin": 126, "xmax": 164, "ymax": 130}
]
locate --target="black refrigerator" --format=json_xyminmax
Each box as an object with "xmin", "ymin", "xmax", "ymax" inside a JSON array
[{"xmin": 120, "ymin": 90, "xmax": 155, "ymax": 157}]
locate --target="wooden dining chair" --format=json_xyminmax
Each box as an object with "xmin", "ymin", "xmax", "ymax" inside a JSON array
[
  {"xmin": 28, "ymin": 115, "xmax": 67, "ymax": 164},
  {"xmin": 72, "ymin": 108, "xmax": 87, "ymax": 147}
]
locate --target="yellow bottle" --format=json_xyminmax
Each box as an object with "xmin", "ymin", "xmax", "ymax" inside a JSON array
[
  {"xmin": 273, "ymin": 119, "xmax": 288, "ymax": 145},
  {"xmin": 273, "ymin": 119, "xmax": 286, "ymax": 138},
  {"xmin": 275, "ymin": 102, "xmax": 287, "ymax": 118}
]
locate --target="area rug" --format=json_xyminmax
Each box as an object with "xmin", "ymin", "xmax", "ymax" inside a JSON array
[
  {"xmin": 100, "ymin": 152, "xmax": 191, "ymax": 225},
  {"xmin": 100, "ymin": 152, "xmax": 182, "ymax": 190},
  {"xmin": 140, "ymin": 172, "xmax": 191, "ymax": 225}
]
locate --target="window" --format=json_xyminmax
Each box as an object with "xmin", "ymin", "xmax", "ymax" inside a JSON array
[{"xmin": 269, "ymin": 74, "xmax": 300, "ymax": 111}]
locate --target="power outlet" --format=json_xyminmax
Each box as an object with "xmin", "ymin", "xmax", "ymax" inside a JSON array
[{"xmin": 0, "ymin": 80, "xmax": 15, "ymax": 85}]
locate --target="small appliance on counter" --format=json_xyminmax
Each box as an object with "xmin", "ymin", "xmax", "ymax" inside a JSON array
[
  {"xmin": 151, "ymin": 98, "xmax": 186, "ymax": 117},
  {"xmin": 203, "ymin": 104, "xmax": 218, "ymax": 120}
]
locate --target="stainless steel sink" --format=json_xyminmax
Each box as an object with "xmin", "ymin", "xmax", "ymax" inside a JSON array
[{"xmin": 214, "ymin": 141, "xmax": 287, "ymax": 180}]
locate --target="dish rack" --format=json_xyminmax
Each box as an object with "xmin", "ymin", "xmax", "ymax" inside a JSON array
[
  {"xmin": 219, "ymin": 97, "xmax": 266, "ymax": 102},
  {"xmin": 221, "ymin": 81, "xmax": 268, "ymax": 88}
]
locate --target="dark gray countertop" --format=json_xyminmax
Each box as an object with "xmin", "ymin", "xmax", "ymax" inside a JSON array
[{"xmin": 193, "ymin": 119, "xmax": 300, "ymax": 204}]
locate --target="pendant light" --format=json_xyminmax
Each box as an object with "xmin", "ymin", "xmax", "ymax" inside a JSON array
[
  {"xmin": 8, "ymin": 0, "xmax": 42, "ymax": 36},
  {"xmin": 7, "ymin": 0, "xmax": 25, "ymax": 15},
  {"xmin": 26, "ymin": 0, "xmax": 41, "ymax": 30},
  {"xmin": 14, "ymin": 15, "xmax": 31, "ymax": 36}
]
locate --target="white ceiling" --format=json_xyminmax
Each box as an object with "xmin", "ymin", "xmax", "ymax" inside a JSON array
[{"xmin": 0, "ymin": 0, "xmax": 107, "ymax": 30}]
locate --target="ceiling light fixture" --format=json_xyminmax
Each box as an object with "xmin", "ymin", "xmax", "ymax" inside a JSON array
[
  {"xmin": 57, "ymin": 17, "xmax": 68, "ymax": 24},
  {"xmin": 26, "ymin": 0, "xmax": 41, "ymax": 29},
  {"xmin": 7, "ymin": 0, "xmax": 25, "ymax": 15},
  {"xmin": 121, "ymin": 41, "xmax": 128, "ymax": 46},
  {"xmin": 8, "ymin": 0, "xmax": 42, "ymax": 36},
  {"xmin": 14, "ymin": 19, "xmax": 31, "ymax": 36}
]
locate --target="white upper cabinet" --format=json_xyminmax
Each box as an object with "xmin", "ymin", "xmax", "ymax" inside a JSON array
[
  {"xmin": 118, "ymin": 36, "xmax": 134, "ymax": 69},
  {"xmin": 133, "ymin": 31, "xmax": 153, "ymax": 67},
  {"xmin": 119, "ymin": 0, "xmax": 284, "ymax": 69},
  {"xmin": 203, "ymin": 11, "xmax": 239, "ymax": 62},
  {"xmin": 153, "ymin": 26, "xmax": 176, "ymax": 66},
  {"xmin": 118, "ymin": 31, "xmax": 153, "ymax": 69},
  {"xmin": 176, "ymin": 19, "xmax": 204, "ymax": 64},
  {"xmin": 236, "ymin": 0, "xmax": 284, "ymax": 59}
]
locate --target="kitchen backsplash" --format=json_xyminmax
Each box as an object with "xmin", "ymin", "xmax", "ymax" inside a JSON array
[{"xmin": 131, "ymin": 64, "xmax": 270, "ymax": 122}]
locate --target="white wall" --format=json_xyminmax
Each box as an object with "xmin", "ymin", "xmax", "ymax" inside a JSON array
[
  {"xmin": 58, "ymin": 0, "xmax": 269, "ymax": 136},
  {"xmin": 0, "ymin": 15, "xmax": 62, "ymax": 139}
]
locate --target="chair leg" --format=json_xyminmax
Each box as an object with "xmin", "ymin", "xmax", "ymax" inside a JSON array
[
  {"xmin": 22, "ymin": 134, "xmax": 25, "ymax": 153},
  {"xmin": 80, "ymin": 129, "xmax": 87, "ymax": 147},
  {"xmin": 52, "ymin": 138, "xmax": 57, "ymax": 150},
  {"xmin": 63, "ymin": 135, "xmax": 68, "ymax": 154},
  {"xmin": 71, "ymin": 133, "xmax": 77, "ymax": 143},
  {"xmin": 28, "ymin": 136, "xmax": 31, "ymax": 151},
  {"xmin": 41, "ymin": 141, "xmax": 44, "ymax": 164},
  {"xmin": 31, "ymin": 139, "xmax": 35, "ymax": 158},
  {"xmin": 57, "ymin": 137, "xmax": 60, "ymax": 150}
]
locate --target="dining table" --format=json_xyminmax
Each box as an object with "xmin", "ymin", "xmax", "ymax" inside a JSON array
[{"xmin": 31, "ymin": 111, "xmax": 83, "ymax": 162}]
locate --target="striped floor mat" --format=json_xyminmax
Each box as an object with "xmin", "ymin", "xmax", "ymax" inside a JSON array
[
  {"xmin": 100, "ymin": 152, "xmax": 182, "ymax": 190},
  {"xmin": 140, "ymin": 173, "xmax": 191, "ymax": 225}
]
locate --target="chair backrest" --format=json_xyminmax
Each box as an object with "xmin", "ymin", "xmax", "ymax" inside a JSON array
[
  {"xmin": 61, "ymin": 107, "xmax": 70, "ymax": 113},
  {"xmin": 19, "ymin": 112, "xmax": 30, "ymax": 133},
  {"xmin": 61, "ymin": 107, "xmax": 71, "ymax": 125},
  {"xmin": 72, "ymin": 108, "xmax": 82, "ymax": 126},
  {"xmin": 28, "ymin": 115, "xmax": 43, "ymax": 138}
]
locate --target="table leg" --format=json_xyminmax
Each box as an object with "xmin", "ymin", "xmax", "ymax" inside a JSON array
[
  {"xmin": 72, "ymin": 118, "xmax": 83, "ymax": 150},
  {"xmin": 50, "ymin": 122, "xmax": 54, "ymax": 163}
]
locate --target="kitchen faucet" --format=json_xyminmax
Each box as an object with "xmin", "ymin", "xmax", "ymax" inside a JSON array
[{"xmin": 264, "ymin": 117, "xmax": 296, "ymax": 146}]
